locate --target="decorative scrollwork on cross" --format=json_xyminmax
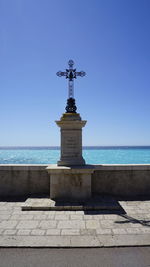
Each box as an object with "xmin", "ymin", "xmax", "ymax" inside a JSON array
[
  {"xmin": 56, "ymin": 60, "xmax": 86, "ymax": 99},
  {"xmin": 56, "ymin": 60, "xmax": 86, "ymax": 113}
]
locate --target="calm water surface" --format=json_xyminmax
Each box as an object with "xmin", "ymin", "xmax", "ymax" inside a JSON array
[{"xmin": 0, "ymin": 147, "xmax": 150, "ymax": 164}]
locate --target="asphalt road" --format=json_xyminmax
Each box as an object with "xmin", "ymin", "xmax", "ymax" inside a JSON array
[{"xmin": 0, "ymin": 247, "xmax": 150, "ymax": 267}]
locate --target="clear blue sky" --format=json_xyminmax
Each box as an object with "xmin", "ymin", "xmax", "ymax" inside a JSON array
[{"xmin": 0, "ymin": 0, "xmax": 150, "ymax": 146}]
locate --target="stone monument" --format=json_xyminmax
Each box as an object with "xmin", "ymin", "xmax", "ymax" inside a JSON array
[
  {"xmin": 21, "ymin": 60, "xmax": 121, "ymax": 211},
  {"xmin": 56, "ymin": 59, "xmax": 86, "ymax": 166},
  {"xmin": 47, "ymin": 60, "xmax": 94, "ymax": 200}
]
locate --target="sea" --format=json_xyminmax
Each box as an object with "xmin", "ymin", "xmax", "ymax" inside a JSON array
[{"xmin": 0, "ymin": 146, "xmax": 150, "ymax": 164}]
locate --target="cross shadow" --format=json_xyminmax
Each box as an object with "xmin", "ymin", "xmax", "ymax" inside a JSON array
[
  {"xmin": 115, "ymin": 214, "xmax": 150, "ymax": 227},
  {"xmin": 84, "ymin": 209, "xmax": 126, "ymax": 215}
]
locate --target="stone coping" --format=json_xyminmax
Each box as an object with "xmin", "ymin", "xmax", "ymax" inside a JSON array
[
  {"xmin": 94, "ymin": 164, "xmax": 150, "ymax": 171},
  {"xmin": 47, "ymin": 164, "xmax": 95, "ymax": 174},
  {"xmin": 0, "ymin": 164, "xmax": 48, "ymax": 170},
  {"xmin": 0, "ymin": 164, "xmax": 150, "ymax": 171}
]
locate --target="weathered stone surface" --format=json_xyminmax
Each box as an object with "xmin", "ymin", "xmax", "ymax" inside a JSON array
[
  {"xmin": 10, "ymin": 214, "xmax": 34, "ymax": 220},
  {"xmin": 61, "ymin": 229, "xmax": 80, "ymax": 235},
  {"xmin": 112, "ymin": 228, "xmax": 127, "ymax": 234},
  {"xmin": 56, "ymin": 113, "xmax": 86, "ymax": 166},
  {"xmin": 46, "ymin": 229, "xmax": 61, "ymax": 235},
  {"xmin": 93, "ymin": 165, "xmax": 150, "ymax": 196},
  {"xmin": 17, "ymin": 230, "xmax": 31, "ymax": 235},
  {"xmin": 31, "ymin": 229, "xmax": 45, "ymax": 236},
  {"xmin": 0, "ymin": 165, "xmax": 49, "ymax": 197},
  {"xmin": 22, "ymin": 198, "xmax": 56, "ymax": 211},
  {"xmin": 96, "ymin": 228, "xmax": 112, "ymax": 235},
  {"xmin": 0, "ymin": 220, "xmax": 18, "ymax": 229},
  {"xmin": 3, "ymin": 230, "xmax": 17, "ymax": 235},
  {"xmin": 86, "ymin": 220, "xmax": 100, "ymax": 229},
  {"xmin": 1, "ymin": 164, "xmax": 150, "ymax": 197},
  {"xmin": 16, "ymin": 220, "xmax": 39, "ymax": 229},
  {"xmin": 47, "ymin": 165, "xmax": 94, "ymax": 200},
  {"xmin": 57, "ymin": 220, "xmax": 85, "ymax": 229},
  {"xmin": 0, "ymin": 200, "xmax": 150, "ymax": 247},
  {"xmin": 55, "ymin": 214, "xmax": 69, "ymax": 220},
  {"xmin": 39, "ymin": 220, "xmax": 57, "ymax": 229},
  {"xmin": 70, "ymin": 215, "xmax": 83, "ymax": 220}
]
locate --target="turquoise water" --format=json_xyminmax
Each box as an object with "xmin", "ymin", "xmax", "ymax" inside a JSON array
[{"xmin": 0, "ymin": 147, "xmax": 150, "ymax": 164}]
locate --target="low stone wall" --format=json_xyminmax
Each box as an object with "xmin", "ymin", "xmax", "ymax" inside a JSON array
[
  {"xmin": 92, "ymin": 165, "xmax": 150, "ymax": 197},
  {"xmin": 0, "ymin": 165, "xmax": 49, "ymax": 197},
  {"xmin": 0, "ymin": 164, "xmax": 150, "ymax": 197}
]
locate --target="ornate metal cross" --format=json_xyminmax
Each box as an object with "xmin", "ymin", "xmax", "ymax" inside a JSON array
[{"xmin": 56, "ymin": 60, "xmax": 86, "ymax": 99}]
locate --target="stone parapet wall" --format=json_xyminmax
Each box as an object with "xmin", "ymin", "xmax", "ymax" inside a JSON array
[
  {"xmin": 92, "ymin": 165, "xmax": 150, "ymax": 197},
  {"xmin": 0, "ymin": 165, "xmax": 49, "ymax": 197},
  {"xmin": 0, "ymin": 164, "xmax": 150, "ymax": 197}
]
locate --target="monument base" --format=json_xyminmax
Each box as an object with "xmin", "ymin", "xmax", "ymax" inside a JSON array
[
  {"xmin": 47, "ymin": 165, "xmax": 94, "ymax": 200},
  {"xmin": 21, "ymin": 196, "xmax": 122, "ymax": 211}
]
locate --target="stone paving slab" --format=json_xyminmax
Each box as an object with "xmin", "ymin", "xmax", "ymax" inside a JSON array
[{"xmin": 0, "ymin": 199, "xmax": 150, "ymax": 247}]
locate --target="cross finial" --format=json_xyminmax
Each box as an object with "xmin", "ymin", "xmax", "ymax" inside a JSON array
[
  {"xmin": 68, "ymin": 59, "xmax": 74, "ymax": 68},
  {"xmin": 56, "ymin": 60, "xmax": 86, "ymax": 113},
  {"xmin": 56, "ymin": 60, "xmax": 86, "ymax": 99}
]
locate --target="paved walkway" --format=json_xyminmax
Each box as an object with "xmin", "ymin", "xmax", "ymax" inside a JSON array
[{"xmin": 0, "ymin": 199, "xmax": 150, "ymax": 247}]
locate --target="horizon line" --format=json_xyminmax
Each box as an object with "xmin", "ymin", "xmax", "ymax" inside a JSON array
[{"xmin": 0, "ymin": 145, "xmax": 150, "ymax": 148}]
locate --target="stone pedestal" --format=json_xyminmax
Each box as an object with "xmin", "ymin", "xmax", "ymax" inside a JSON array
[
  {"xmin": 47, "ymin": 112, "xmax": 91, "ymax": 201},
  {"xmin": 47, "ymin": 165, "xmax": 94, "ymax": 200},
  {"xmin": 56, "ymin": 113, "xmax": 86, "ymax": 166}
]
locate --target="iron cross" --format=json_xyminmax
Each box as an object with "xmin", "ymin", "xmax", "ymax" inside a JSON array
[{"xmin": 56, "ymin": 60, "xmax": 86, "ymax": 99}]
